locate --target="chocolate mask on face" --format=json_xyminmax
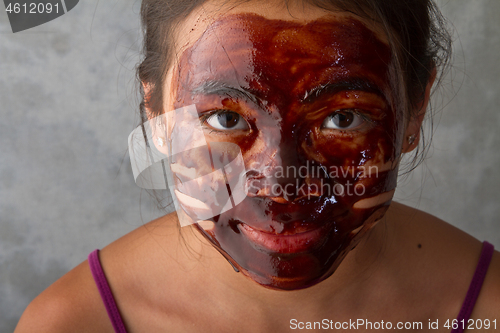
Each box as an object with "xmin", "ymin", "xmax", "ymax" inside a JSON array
[{"xmin": 167, "ymin": 13, "xmax": 404, "ymax": 290}]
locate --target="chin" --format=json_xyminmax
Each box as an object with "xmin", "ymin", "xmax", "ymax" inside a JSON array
[{"xmin": 191, "ymin": 200, "xmax": 390, "ymax": 291}]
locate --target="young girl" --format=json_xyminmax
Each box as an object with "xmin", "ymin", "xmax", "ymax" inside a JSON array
[{"xmin": 15, "ymin": 0, "xmax": 500, "ymax": 332}]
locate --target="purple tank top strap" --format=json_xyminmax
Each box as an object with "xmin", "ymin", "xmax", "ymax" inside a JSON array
[
  {"xmin": 451, "ymin": 241, "xmax": 495, "ymax": 333},
  {"xmin": 88, "ymin": 249, "xmax": 128, "ymax": 333}
]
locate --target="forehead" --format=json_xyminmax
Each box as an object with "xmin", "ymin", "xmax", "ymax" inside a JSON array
[
  {"xmin": 180, "ymin": 13, "xmax": 391, "ymax": 100},
  {"xmin": 165, "ymin": 3, "xmax": 393, "ymax": 104},
  {"xmin": 173, "ymin": 1, "xmax": 388, "ymax": 52}
]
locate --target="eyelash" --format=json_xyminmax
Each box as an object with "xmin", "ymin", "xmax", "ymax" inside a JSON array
[
  {"xmin": 321, "ymin": 109, "xmax": 374, "ymax": 134},
  {"xmin": 199, "ymin": 111, "xmax": 216, "ymax": 124},
  {"xmin": 200, "ymin": 109, "xmax": 249, "ymax": 132},
  {"xmin": 199, "ymin": 108, "xmax": 375, "ymax": 135}
]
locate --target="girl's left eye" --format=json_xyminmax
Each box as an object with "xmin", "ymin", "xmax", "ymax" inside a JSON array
[
  {"xmin": 322, "ymin": 110, "xmax": 365, "ymax": 130},
  {"xmin": 205, "ymin": 111, "xmax": 249, "ymax": 130}
]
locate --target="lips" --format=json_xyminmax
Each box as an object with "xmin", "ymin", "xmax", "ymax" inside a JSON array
[{"xmin": 238, "ymin": 222, "xmax": 331, "ymax": 254}]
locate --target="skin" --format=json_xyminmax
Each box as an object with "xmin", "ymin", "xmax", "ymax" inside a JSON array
[
  {"xmin": 167, "ymin": 12, "xmax": 400, "ymax": 290},
  {"xmin": 15, "ymin": 1, "xmax": 500, "ymax": 332}
]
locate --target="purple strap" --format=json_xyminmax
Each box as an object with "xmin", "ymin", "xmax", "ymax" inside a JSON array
[
  {"xmin": 451, "ymin": 241, "xmax": 494, "ymax": 333},
  {"xmin": 86, "ymin": 242, "xmax": 494, "ymax": 333},
  {"xmin": 88, "ymin": 249, "xmax": 128, "ymax": 333}
]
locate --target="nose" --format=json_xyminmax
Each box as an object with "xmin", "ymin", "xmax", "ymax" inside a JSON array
[{"xmin": 245, "ymin": 131, "xmax": 326, "ymax": 202}]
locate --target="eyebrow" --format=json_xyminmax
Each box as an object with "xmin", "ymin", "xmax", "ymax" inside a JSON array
[
  {"xmin": 302, "ymin": 79, "xmax": 386, "ymax": 103},
  {"xmin": 191, "ymin": 78, "xmax": 386, "ymax": 105},
  {"xmin": 191, "ymin": 80, "xmax": 261, "ymax": 106}
]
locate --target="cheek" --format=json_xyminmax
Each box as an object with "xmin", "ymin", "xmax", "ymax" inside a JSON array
[
  {"xmin": 171, "ymin": 142, "xmax": 247, "ymax": 223},
  {"xmin": 287, "ymin": 111, "xmax": 403, "ymax": 228},
  {"xmin": 163, "ymin": 105, "xmax": 249, "ymax": 222}
]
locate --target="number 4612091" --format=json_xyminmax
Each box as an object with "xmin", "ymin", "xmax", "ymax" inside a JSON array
[
  {"xmin": 444, "ymin": 319, "xmax": 497, "ymax": 330},
  {"xmin": 6, "ymin": 2, "xmax": 60, "ymax": 14}
]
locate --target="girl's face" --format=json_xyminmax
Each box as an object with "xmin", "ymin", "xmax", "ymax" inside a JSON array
[{"xmin": 162, "ymin": 3, "xmax": 407, "ymax": 290}]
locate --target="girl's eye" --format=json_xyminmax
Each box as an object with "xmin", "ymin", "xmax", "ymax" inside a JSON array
[
  {"xmin": 205, "ymin": 111, "xmax": 249, "ymax": 130},
  {"xmin": 322, "ymin": 110, "xmax": 365, "ymax": 130}
]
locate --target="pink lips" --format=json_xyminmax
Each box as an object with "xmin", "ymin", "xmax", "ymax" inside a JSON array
[{"xmin": 238, "ymin": 222, "xmax": 330, "ymax": 253}]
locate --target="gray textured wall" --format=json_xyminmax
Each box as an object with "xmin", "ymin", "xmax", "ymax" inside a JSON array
[{"xmin": 1, "ymin": 1, "xmax": 499, "ymax": 331}]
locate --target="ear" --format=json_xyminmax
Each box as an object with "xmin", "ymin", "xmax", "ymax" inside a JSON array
[
  {"xmin": 402, "ymin": 67, "xmax": 437, "ymax": 153},
  {"xmin": 142, "ymin": 82, "xmax": 168, "ymax": 154},
  {"xmin": 142, "ymin": 82, "xmax": 154, "ymax": 118}
]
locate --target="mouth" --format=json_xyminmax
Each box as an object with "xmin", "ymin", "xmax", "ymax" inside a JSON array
[{"xmin": 238, "ymin": 221, "xmax": 332, "ymax": 254}]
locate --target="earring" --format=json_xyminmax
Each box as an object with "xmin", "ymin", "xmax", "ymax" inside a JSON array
[
  {"xmin": 407, "ymin": 134, "xmax": 416, "ymax": 145},
  {"xmin": 157, "ymin": 137, "xmax": 166, "ymax": 147}
]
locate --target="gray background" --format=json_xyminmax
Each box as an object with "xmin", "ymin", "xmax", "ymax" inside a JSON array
[{"xmin": 0, "ymin": 0, "xmax": 499, "ymax": 331}]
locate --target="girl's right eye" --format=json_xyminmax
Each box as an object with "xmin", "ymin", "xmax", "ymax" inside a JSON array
[{"xmin": 205, "ymin": 111, "xmax": 249, "ymax": 131}]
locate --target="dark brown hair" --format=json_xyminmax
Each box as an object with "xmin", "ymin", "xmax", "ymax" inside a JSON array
[{"xmin": 137, "ymin": 0, "xmax": 452, "ymax": 169}]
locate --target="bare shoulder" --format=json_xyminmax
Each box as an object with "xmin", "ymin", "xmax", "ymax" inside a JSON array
[
  {"xmin": 14, "ymin": 258, "xmax": 113, "ymax": 333},
  {"xmin": 95, "ymin": 212, "xmax": 218, "ymax": 331},
  {"xmin": 387, "ymin": 202, "xmax": 500, "ymax": 316},
  {"xmin": 15, "ymin": 212, "xmax": 185, "ymax": 332}
]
